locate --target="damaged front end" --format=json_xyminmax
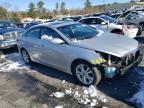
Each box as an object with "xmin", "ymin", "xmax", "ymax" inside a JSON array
[{"xmin": 99, "ymin": 49, "xmax": 143, "ymax": 78}]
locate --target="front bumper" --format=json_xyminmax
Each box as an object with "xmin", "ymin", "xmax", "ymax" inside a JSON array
[
  {"xmin": 119, "ymin": 50, "xmax": 143, "ymax": 75},
  {"xmin": 0, "ymin": 40, "xmax": 17, "ymax": 49}
]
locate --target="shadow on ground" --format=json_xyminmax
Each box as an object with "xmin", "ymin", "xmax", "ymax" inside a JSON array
[
  {"xmin": 2, "ymin": 72, "xmax": 85, "ymax": 108},
  {"xmin": 1, "ymin": 43, "xmax": 144, "ymax": 107},
  {"xmin": 98, "ymin": 66, "xmax": 144, "ymax": 107}
]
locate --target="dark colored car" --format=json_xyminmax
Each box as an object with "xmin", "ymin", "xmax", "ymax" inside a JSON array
[
  {"xmin": 25, "ymin": 21, "xmax": 42, "ymax": 29},
  {"xmin": 0, "ymin": 20, "xmax": 24, "ymax": 49}
]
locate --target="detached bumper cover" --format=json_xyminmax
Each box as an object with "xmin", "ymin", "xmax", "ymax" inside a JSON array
[{"xmin": 0, "ymin": 40, "xmax": 17, "ymax": 49}]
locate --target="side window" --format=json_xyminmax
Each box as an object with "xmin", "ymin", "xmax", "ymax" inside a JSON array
[
  {"xmin": 93, "ymin": 18, "xmax": 104, "ymax": 24},
  {"xmin": 27, "ymin": 28, "xmax": 40, "ymax": 39},
  {"xmin": 80, "ymin": 19, "xmax": 91, "ymax": 24},
  {"xmin": 90, "ymin": 18, "xmax": 98, "ymax": 24},
  {"xmin": 126, "ymin": 12, "xmax": 138, "ymax": 19},
  {"xmin": 41, "ymin": 27, "xmax": 61, "ymax": 40}
]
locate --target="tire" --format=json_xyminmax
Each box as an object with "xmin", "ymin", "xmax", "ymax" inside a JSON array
[
  {"xmin": 21, "ymin": 49, "xmax": 31, "ymax": 64},
  {"xmin": 111, "ymin": 30, "xmax": 124, "ymax": 35},
  {"xmin": 72, "ymin": 60, "xmax": 101, "ymax": 87}
]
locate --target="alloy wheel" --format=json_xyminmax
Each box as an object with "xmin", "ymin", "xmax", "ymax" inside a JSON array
[{"xmin": 75, "ymin": 64, "xmax": 94, "ymax": 85}]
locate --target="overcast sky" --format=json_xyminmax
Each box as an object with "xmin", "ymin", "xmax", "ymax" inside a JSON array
[{"xmin": 0, "ymin": 0, "xmax": 130, "ymax": 11}]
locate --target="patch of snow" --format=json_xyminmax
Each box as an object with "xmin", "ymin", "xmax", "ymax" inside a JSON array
[
  {"xmin": 0, "ymin": 53, "xmax": 30, "ymax": 72},
  {"xmin": 42, "ymin": 104, "xmax": 48, "ymax": 108},
  {"xmin": 61, "ymin": 80, "xmax": 66, "ymax": 84},
  {"xmin": 51, "ymin": 92, "xmax": 65, "ymax": 98},
  {"xmin": 0, "ymin": 55, "xmax": 5, "ymax": 59},
  {"xmin": 90, "ymin": 99, "xmax": 98, "ymax": 107},
  {"xmin": 83, "ymin": 85, "xmax": 99, "ymax": 97},
  {"xmin": 54, "ymin": 106, "xmax": 63, "ymax": 108},
  {"xmin": 51, "ymin": 85, "xmax": 107, "ymax": 107},
  {"xmin": 130, "ymin": 81, "xmax": 144, "ymax": 108},
  {"xmin": 102, "ymin": 106, "xmax": 108, "ymax": 108}
]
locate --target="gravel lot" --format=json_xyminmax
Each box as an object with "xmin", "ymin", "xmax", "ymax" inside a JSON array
[{"xmin": 0, "ymin": 35, "xmax": 144, "ymax": 108}]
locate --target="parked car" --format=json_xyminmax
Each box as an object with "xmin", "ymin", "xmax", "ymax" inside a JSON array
[
  {"xmin": 117, "ymin": 10, "xmax": 144, "ymax": 31},
  {"xmin": 78, "ymin": 15, "xmax": 139, "ymax": 38},
  {"xmin": 25, "ymin": 21, "xmax": 42, "ymax": 29},
  {"xmin": 110, "ymin": 13, "xmax": 122, "ymax": 19},
  {"xmin": 0, "ymin": 20, "xmax": 24, "ymax": 49},
  {"xmin": 17, "ymin": 21, "xmax": 143, "ymax": 86},
  {"xmin": 69, "ymin": 16, "xmax": 84, "ymax": 22}
]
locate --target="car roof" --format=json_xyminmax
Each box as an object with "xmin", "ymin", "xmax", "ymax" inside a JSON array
[
  {"xmin": 78, "ymin": 16, "xmax": 100, "ymax": 21},
  {"xmin": 34, "ymin": 21, "xmax": 78, "ymax": 28}
]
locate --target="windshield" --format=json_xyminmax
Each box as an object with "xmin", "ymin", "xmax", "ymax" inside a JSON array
[
  {"xmin": 119, "ymin": 11, "xmax": 131, "ymax": 18},
  {"xmin": 100, "ymin": 15, "xmax": 116, "ymax": 23},
  {"xmin": 58, "ymin": 23, "xmax": 98, "ymax": 41}
]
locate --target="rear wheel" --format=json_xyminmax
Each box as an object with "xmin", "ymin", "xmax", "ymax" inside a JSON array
[
  {"xmin": 72, "ymin": 61, "xmax": 101, "ymax": 86},
  {"xmin": 111, "ymin": 30, "xmax": 124, "ymax": 35},
  {"xmin": 21, "ymin": 49, "xmax": 31, "ymax": 64}
]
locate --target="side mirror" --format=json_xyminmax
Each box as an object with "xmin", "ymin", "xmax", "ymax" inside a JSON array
[
  {"xmin": 41, "ymin": 35, "xmax": 52, "ymax": 41},
  {"xmin": 50, "ymin": 38, "xmax": 65, "ymax": 44},
  {"xmin": 101, "ymin": 22, "xmax": 106, "ymax": 25}
]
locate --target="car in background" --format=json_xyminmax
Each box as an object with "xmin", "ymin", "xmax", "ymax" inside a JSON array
[
  {"xmin": 25, "ymin": 21, "xmax": 42, "ymax": 29},
  {"xmin": 17, "ymin": 21, "xmax": 143, "ymax": 86},
  {"xmin": 110, "ymin": 13, "xmax": 122, "ymax": 19},
  {"xmin": 117, "ymin": 10, "xmax": 144, "ymax": 31},
  {"xmin": 78, "ymin": 15, "xmax": 139, "ymax": 38},
  {"xmin": 45, "ymin": 18, "xmax": 73, "ymax": 23},
  {"xmin": 69, "ymin": 16, "xmax": 84, "ymax": 22},
  {"xmin": 0, "ymin": 20, "xmax": 24, "ymax": 49}
]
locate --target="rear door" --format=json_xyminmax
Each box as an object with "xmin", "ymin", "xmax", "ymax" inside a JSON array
[{"xmin": 23, "ymin": 27, "xmax": 42, "ymax": 61}]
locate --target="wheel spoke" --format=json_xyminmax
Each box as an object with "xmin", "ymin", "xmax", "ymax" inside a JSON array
[
  {"xmin": 85, "ymin": 66, "xmax": 90, "ymax": 72},
  {"xmin": 76, "ymin": 70, "xmax": 83, "ymax": 76},
  {"xmin": 82, "ymin": 76, "xmax": 87, "ymax": 84},
  {"xmin": 86, "ymin": 75, "xmax": 94, "ymax": 83},
  {"xmin": 80, "ymin": 64, "xmax": 84, "ymax": 72}
]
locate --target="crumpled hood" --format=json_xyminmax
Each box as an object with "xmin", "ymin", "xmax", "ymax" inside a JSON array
[{"xmin": 73, "ymin": 32, "xmax": 139, "ymax": 57}]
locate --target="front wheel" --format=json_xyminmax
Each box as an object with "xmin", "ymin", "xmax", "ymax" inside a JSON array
[{"xmin": 72, "ymin": 61, "xmax": 101, "ymax": 86}]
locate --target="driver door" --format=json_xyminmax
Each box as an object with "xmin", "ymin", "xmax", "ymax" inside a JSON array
[{"xmin": 39, "ymin": 27, "xmax": 69, "ymax": 70}]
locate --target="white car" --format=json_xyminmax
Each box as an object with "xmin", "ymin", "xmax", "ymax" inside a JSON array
[{"xmin": 78, "ymin": 15, "xmax": 138, "ymax": 38}]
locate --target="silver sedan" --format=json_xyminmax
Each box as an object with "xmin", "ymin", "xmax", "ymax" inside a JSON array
[{"xmin": 17, "ymin": 21, "xmax": 143, "ymax": 86}]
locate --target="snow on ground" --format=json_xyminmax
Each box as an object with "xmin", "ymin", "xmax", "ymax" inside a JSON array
[
  {"xmin": 130, "ymin": 67, "xmax": 144, "ymax": 108},
  {"xmin": 51, "ymin": 85, "xmax": 107, "ymax": 107},
  {"xmin": 0, "ymin": 53, "xmax": 30, "ymax": 72},
  {"xmin": 54, "ymin": 105, "xmax": 63, "ymax": 108}
]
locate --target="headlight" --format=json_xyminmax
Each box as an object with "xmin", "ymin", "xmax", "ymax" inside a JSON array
[{"xmin": 0, "ymin": 35, "xmax": 4, "ymax": 40}]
